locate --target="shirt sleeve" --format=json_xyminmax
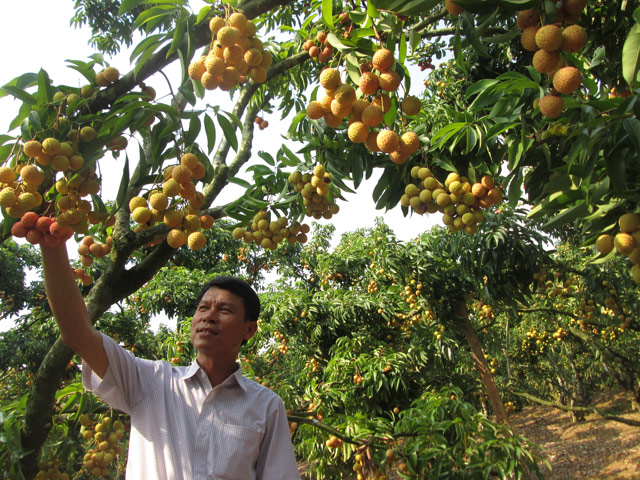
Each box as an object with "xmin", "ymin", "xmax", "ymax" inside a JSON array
[
  {"xmin": 82, "ymin": 333, "xmax": 157, "ymax": 415},
  {"xmin": 255, "ymin": 395, "xmax": 301, "ymax": 480}
]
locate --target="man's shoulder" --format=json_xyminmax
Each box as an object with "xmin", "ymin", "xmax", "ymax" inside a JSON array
[{"xmin": 239, "ymin": 374, "xmax": 285, "ymax": 401}]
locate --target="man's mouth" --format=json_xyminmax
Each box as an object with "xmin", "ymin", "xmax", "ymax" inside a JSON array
[{"xmin": 196, "ymin": 327, "xmax": 219, "ymax": 335}]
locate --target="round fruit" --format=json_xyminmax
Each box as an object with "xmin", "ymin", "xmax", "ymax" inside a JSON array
[
  {"xmin": 80, "ymin": 126, "xmax": 97, "ymax": 143},
  {"xmin": 324, "ymin": 112, "xmax": 342, "ymax": 128},
  {"xmin": 209, "ymin": 16, "xmax": 225, "ymax": 34},
  {"xmin": 561, "ymin": 25, "xmax": 587, "ymax": 53},
  {"xmin": 532, "ymin": 49, "xmax": 561, "ymax": 74},
  {"xmin": 517, "ymin": 9, "xmax": 539, "ymax": 30},
  {"xmin": 563, "ymin": 0, "xmax": 587, "ymax": 15},
  {"xmin": 372, "ymin": 94, "xmax": 391, "ymax": 113},
  {"xmin": 553, "ymin": 67, "xmax": 582, "ymax": 95},
  {"xmin": 401, "ymin": 96, "xmax": 421, "ymax": 116},
  {"xmin": 619, "ymin": 212, "xmax": 640, "ymax": 233},
  {"xmin": 103, "ymin": 66, "xmax": 120, "ymax": 83},
  {"xmin": 172, "ymin": 164, "xmax": 192, "ymax": 184},
  {"xmin": 377, "ymin": 129, "xmax": 400, "ymax": 153},
  {"xmin": 379, "ymin": 71, "xmax": 401, "ymax": 91},
  {"xmin": 372, "ymin": 48, "xmax": 394, "ymax": 72},
  {"xmin": 333, "ymin": 84, "xmax": 356, "ymax": 105},
  {"xmin": 167, "ymin": 229, "xmax": 188, "ymax": 248},
  {"xmin": 188, "ymin": 231, "xmax": 207, "ymax": 250},
  {"xmin": 359, "ymin": 72, "xmax": 379, "ymax": 95},
  {"xmin": 539, "ymin": 95, "xmax": 564, "ymax": 118},
  {"xmin": 306, "ymin": 101, "xmax": 326, "ymax": 119},
  {"xmin": 132, "ymin": 206, "xmax": 152, "ymax": 224},
  {"xmin": 249, "ymin": 66, "xmax": 267, "ymax": 83},
  {"xmin": 521, "ymin": 26, "xmax": 540, "ymax": 51},
  {"xmin": 399, "ymin": 131, "xmax": 421, "ymax": 154},
  {"xmin": 347, "ymin": 122, "xmax": 369, "ymax": 143},
  {"xmin": 595, "ymin": 234, "xmax": 614, "ymax": 254},
  {"xmin": 42, "ymin": 137, "xmax": 62, "ymax": 155},
  {"xmin": 389, "ymin": 149, "xmax": 409, "ymax": 164},
  {"xmin": 535, "ymin": 25, "xmax": 563, "ymax": 52},
  {"xmin": 445, "ymin": 0, "xmax": 463, "ymax": 16},
  {"xmin": 0, "ymin": 166, "xmax": 16, "ymax": 183},
  {"xmin": 217, "ymin": 26, "xmax": 241, "ymax": 48},
  {"xmin": 319, "ymin": 68, "xmax": 341, "ymax": 90},
  {"xmin": 614, "ymin": 232, "xmax": 635, "ymax": 256},
  {"xmin": 361, "ymin": 105, "xmax": 384, "ymax": 128},
  {"xmin": 364, "ymin": 131, "xmax": 380, "ymax": 152},
  {"xmin": 23, "ymin": 140, "xmax": 43, "ymax": 158},
  {"xmin": 228, "ymin": 12, "xmax": 248, "ymax": 31}
]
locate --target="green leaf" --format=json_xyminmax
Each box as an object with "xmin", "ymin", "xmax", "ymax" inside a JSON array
[
  {"xmin": 461, "ymin": 12, "xmax": 490, "ymax": 58},
  {"xmin": 399, "ymin": 33, "xmax": 407, "ymax": 64},
  {"xmin": 204, "ymin": 114, "xmax": 216, "ymax": 154},
  {"xmin": 28, "ymin": 111, "xmax": 42, "ymax": 133},
  {"xmin": 367, "ymin": 0, "xmax": 379, "ymax": 18},
  {"xmin": 185, "ymin": 115, "xmax": 201, "ymax": 146},
  {"xmin": 623, "ymin": 117, "xmax": 640, "ymax": 153},
  {"xmin": 119, "ymin": 0, "xmax": 145, "ymax": 14},
  {"xmin": 542, "ymin": 174, "xmax": 572, "ymax": 193},
  {"xmin": 322, "ymin": 0, "xmax": 334, "ymax": 28},
  {"xmin": 542, "ymin": 201, "xmax": 589, "ymax": 230},
  {"xmin": 622, "ymin": 24, "xmax": 640, "ymax": 89},
  {"xmin": 217, "ymin": 113, "xmax": 238, "ymax": 152},
  {"xmin": 0, "ymin": 73, "xmax": 37, "ymax": 100},
  {"xmin": 1, "ymin": 86, "xmax": 36, "ymax": 105}
]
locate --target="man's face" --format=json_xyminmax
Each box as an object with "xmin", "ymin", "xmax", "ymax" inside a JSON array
[{"xmin": 190, "ymin": 287, "xmax": 257, "ymax": 362}]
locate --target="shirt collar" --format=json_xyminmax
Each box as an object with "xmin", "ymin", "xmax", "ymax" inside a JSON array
[{"xmin": 180, "ymin": 359, "xmax": 248, "ymax": 392}]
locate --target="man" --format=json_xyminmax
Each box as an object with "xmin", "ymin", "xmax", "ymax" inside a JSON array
[{"xmin": 41, "ymin": 243, "xmax": 300, "ymax": 479}]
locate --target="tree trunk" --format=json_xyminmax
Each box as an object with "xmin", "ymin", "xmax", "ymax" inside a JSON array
[{"xmin": 456, "ymin": 305, "xmax": 510, "ymax": 426}]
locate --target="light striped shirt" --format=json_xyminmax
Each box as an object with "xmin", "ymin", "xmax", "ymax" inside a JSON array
[{"xmin": 83, "ymin": 333, "xmax": 300, "ymax": 479}]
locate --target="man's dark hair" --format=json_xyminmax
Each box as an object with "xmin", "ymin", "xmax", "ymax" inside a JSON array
[{"xmin": 195, "ymin": 276, "xmax": 260, "ymax": 322}]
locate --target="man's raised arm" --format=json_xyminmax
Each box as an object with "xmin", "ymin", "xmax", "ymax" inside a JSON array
[{"xmin": 41, "ymin": 244, "xmax": 108, "ymax": 378}]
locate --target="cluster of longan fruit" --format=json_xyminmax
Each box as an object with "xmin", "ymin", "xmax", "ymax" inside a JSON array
[
  {"xmin": 9, "ymin": 211, "xmax": 73, "ymax": 247},
  {"xmin": 517, "ymin": 0, "xmax": 588, "ymax": 118},
  {"xmin": 35, "ymin": 460, "xmax": 70, "ymax": 480},
  {"xmin": 401, "ymin": 168, "xmax": 502, "ymax": 234},
  {"xmin": 595, "ymin": 212, "xmax": 640, "ymax": 285},
  {"xmin": 302, "ymin": 30, "xmax": 335, "ymax": 63},
  {"xmin": 305, "ymin": 48, "xmax": 422, "ymax": 165},
  {"xmin": 232, "ymin": 210, "xmax": 310, "ymax": 250},
  {"xmin": 287, "ymin": 164, "xmax": 340, "ymax": 220},
  {"xmin": 94, "ymin": 66, "xmax": 120, "ymax": 88},
  {"xmin": 188, "ymin": 11, "xmax": 271, "ymax": 91},
  {"xmin": 254, "ymin": 115, "xmax": 269, "ymax": 130},
  {"xmin": 72, "ymin": 235, "xmax": 113, "ymax": 284},
  {"xmin": 128, "ymin": 153, "xmax": 214, "ymax": 251},
  {"xmin": 79, "ymin": 414, "xmax": 126, "ymax": 477}
]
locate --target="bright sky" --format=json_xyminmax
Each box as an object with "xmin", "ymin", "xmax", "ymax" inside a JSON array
[{"xmin": 0, "ymin": 2, "xmax": 441, "ymax": 245}]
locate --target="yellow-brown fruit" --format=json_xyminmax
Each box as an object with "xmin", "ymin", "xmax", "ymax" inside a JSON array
[
  {"xmin": 399, "ymin": 131, "xmax": 421, "ymax": 154},
  {"xmin": 445, "ymin": 0, "xmax": 463, "ymax": 16},
  {"xmin": 632, "ymin": 264, "xmax": 640, "ymax": 285},
  {"xmin": 614, "ymin": 232, "xmax": 635, "ymax": 256},
  {"xmin": 205, "ymin": 54, "xmax": 225, "ymax": 76},
  {"xmin": 347, "ymin": 121, "xmax": 369, "ymax": 143},
  {"xmin": 481, "ymin": 175, "xmax": 495, "ymax": 190},
  {"xmin": 377, "ymin": 129, "xmax": 400, "ymax": 153},
  {"xmin": 532, "ymin": 49, "xmax": 561, "ymax": 74},
  {"xmin": 223, "ymin": 45, "xmax": 244, "ymax": 66},
  {"xmin": 221, "ymin": 66, "xmax": 241, "ymax": 87},
  {"xmin": 260, "ymin": 52, "xmax": 273, "ymax": 69},
  {"xmin": 359, "ymin": 72, "xmax": 379, "ymax": 95},
  {"xmin": 172, "ymin": 164, "xmax": 192, "ymax": 184},
  {"xmin": 103, "ymin": 66, "xmax": 120, "ymax": 83},
  {"xmin": 378, "ymin": 70, "xmax": 401, "ymax": 92},
  {"xmin": 595, "ymin": 234, "xmax": 614, "ymax": 255},
  {"xmin": 361, "ymin": 104, "xmax": 384, "ymax": 128},
  {"xmin": 324, "ymin": 112, "xmax": 342, "ymax": 128},
  {"xmin": 201, "ymin": 72, "xmax": 220, "ymax": 90},
  {"xmin": 401, "ymin": 96, "xmax": 421, "ymax": 116},
  {"xmin": 79, "ymin": 179, "xmax": 100, "ymax": 196},
  {"xmin": 245, "ymin": 20, "xmax": 257, "ymax": 37},
  {"xmin": 188, "ymin": 56, "xmax": 207, "ymax": 81},
  {"xmin": 351, "ymin": 99, "xmax": 369, "ymax": 120},
  {"xmin": 553, "ymin": 66, "xmax": 581, "ymax": 94},
  {"xmin": 228, "ymin": 12, "xmax": 248, "ymax": 31},
  {"xmin": 209, "ymin": 16, "xmax": 225, "ymax": 34},
  {"xmin": 149, "ymin": 192, "xmax": 169, "ymax": 211},
  {"xmin": 333, "ymin": 84, "xmax": 356, "ymax": 105},
  {"xmin": 535, "ymin": 24, "xmax": 563, "ymax": 51},
  {"xmin": 562, "ymin": 0, "xmax": 587, "ymax": 15},
  {"xmin": 516, "ymin": 8, "xmax": 539, "ymax": 30},
  {"xmin": 132, "ymin": 206, "xmax": 152, "ymax": 224},
  {"xmin": 188, "ymin": 231, "xmax": 207, "ymax": 250},
  {"xmin": 389, "ymin": 149, "xmax": 410, "ymax": 165},
  {"xmin": 232, "ymin": 227, "xmax": 246, "ymax": 240},
  {"xmin": 0, "ymin": 166, "xmax": 16, "ymax": 183},
  {"xmin": 80, "ymin": 126, "xmax": 97, "ymax": 143},
  {"xmin": 249, "ymin": 66, "xmax": 267, "ymax": 83},
  {"xmin": 619, "ymin": 213, "xmax": 640, "ymax": 233},
  {"xmin": 51, "ymin": 155, "xmax": 70, "ymax": 172},
  {"xmin": 539, "ymin": 95, "xmax": 564, "ymax": 118},
  {"xmin": 319, "ymin": 68, "xmax": 341, "ymax": 90},
  {"xmin": 521, "ymin": 26, "xmax": 540, "ymax": 51},
  {"xmin": 163, "ymin": 209, "xmax": 183, "ymax": 229},
  {"xmin": 129, "ymin": 196, "xmax": 147, "ymax": 212},
  {"xmin": 167, "ymin": 229, "xmax": 188, "ymax": 248},
  {"xmin": 42, "ymin": 137, "xmax": 62, "ymax": 155},
  {"xmin": 163, "ymin": 178, "xmax": 181, "ymax": 197},
  {"xmin": 23, "ymin": 140, "xmax": 43, "ymax": 158},
  {"xmin": 306, "ymin": 101, "xmax": 325, "ymax": 120},
  {"xmin": 244, "ymin": 48, "xmax": 263, "ymax": 67},
  {"xmin": 364, "ymin": 131, "xmax": 380, "ymax": 152},
  {"xmin": 181, "ymin": 152, "xmax": 199, "ymax": 170},
  {"xmin": 0, "ymin": 187, "xmax": 17, "ymax": 208},
  {"xmin": 629, "ymin": 247, "xmax": 640, "ymax": 265},
  {"xmin": 372, "ymin": 48, "xmax": 394, "ymax": 72},
  {"xmin": 561, "ymin": 25, "xmax": 587, "ymax": 53},
  {"xmin": 217, "ymin": 26, "xmax": 241, "ymax": 48},
  {"xmin": 330, "ymin": 99, "xmax": 352, "ymax": 118}
]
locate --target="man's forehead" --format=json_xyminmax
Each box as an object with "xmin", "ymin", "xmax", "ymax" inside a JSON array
[{"xmin": 200, "ymin": 287, "xmax": 243, "ymax": 305}]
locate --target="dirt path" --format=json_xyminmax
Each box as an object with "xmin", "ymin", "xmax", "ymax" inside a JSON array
[{"xmin": 510, "ymin": 391, "xmax": 640, "ymax": 479}]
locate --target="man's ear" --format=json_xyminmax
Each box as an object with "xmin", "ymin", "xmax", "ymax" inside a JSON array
[{"xmin": 244, "ymin": 321, "xmax": 258, "ymax": 342}]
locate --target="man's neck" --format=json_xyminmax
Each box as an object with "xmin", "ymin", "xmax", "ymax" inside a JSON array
[{"xmin": 196, "ymin": 355, "xmax": 238, "ymax": 388}]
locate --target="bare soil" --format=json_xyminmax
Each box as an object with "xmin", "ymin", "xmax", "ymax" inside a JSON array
[{"xmin": 511, "ymin": 390, "xmax": 640, "ymax": 479}]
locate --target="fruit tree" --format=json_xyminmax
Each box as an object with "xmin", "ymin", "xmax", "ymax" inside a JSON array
[{"xmin": 1, "ymin": 0, "xmax": 640, "ymax": 478}]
